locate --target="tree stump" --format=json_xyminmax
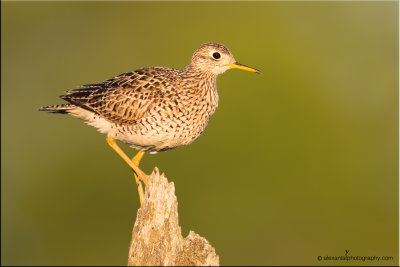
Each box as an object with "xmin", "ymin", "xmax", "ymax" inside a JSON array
[{"xmin": 127, "ymin": 168, "xmax": 219, "ymax": 266}]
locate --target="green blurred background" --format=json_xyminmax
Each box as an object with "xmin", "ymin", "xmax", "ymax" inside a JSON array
[{"xmin": 2, "ymin": 1, "xmax": 398, "ymax": 266}]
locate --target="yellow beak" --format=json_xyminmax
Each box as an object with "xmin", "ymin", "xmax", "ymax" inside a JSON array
[{"xmin": 227, "ymin": 62, "xmax": 261, "ymax": 74}]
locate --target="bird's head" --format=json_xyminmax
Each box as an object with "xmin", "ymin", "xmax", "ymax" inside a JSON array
[{"xmin": 189, "ymin": 42, "xmax": 260, "ymax": 75}]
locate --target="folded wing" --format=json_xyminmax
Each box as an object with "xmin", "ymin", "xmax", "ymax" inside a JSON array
[{"xmin": 61, "ymin": 69, "xmax": 168, "ymax": 125}]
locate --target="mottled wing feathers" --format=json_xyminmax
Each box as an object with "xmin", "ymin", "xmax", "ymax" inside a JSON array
[{"xmin": 61, "ymin": 68, "xmax": 174, "ymax": 125}]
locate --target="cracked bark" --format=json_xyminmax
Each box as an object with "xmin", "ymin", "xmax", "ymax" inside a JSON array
[{"xmin": 127, "ymin": 168, "xmax": 219, "ymax": 266}]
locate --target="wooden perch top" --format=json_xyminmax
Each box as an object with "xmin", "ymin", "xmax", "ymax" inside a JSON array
[{"xmin": 128, "ymin": 168, "xmax": 219, "ymax": 266}]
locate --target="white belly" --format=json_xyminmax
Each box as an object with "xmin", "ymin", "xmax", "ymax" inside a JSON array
[{"xmin": 68, "ymin": 107, "xmax": 201, "ymax": 153}]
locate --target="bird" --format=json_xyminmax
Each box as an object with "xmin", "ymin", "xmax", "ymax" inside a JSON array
[{"xmin": 39, "ymin": 42, "xmax": 260, "ymax": 205}]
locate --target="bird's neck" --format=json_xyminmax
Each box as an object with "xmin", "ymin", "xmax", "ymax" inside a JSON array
[
  {"xmin": 183, "ymin": 64, "xmax": 219, "ymax": 111},
  {"xmin": 182, "ymin": 65, "xmax": 218, "ymax": 95},
  {"xmin": 183, "ymin": 64, "xmax": 218, "ymax": 82}
]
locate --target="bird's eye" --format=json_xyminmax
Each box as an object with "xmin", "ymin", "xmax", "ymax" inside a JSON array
[{"xmin": 212, "ymin": 52, "xmax": 221, "ymax": 59}]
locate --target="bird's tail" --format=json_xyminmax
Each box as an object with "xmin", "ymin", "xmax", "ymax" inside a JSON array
[{"xmin": 38, "ymin": 104, "xmax": 76, "ymax": 114}]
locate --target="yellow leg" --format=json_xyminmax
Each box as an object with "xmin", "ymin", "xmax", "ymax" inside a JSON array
[
  {"xmin": 132, "ymin": 151, "xmax": 145, "ymax": 166},
  {"xmin": 106, "ymin": 137, "xmax": 149, "ymax": 205},
  {"xmin": 131, "ymin": 151, "xmax": 149, "ymax": 194}
]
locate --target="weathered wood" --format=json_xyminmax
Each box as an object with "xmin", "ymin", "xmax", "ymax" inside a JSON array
[{"xmin": 128, "ymin": 168, "xmax": 219, "ymax": 266}]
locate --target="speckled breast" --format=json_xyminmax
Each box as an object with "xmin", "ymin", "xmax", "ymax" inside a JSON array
[{"xmin": 112, "ymin": 85, "xmax": 219, "ymax": 153}]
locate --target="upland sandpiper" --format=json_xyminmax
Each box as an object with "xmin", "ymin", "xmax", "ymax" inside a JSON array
[{"xmin": 39, "ymin": 42, "xmax": 260, "ymax": 205}]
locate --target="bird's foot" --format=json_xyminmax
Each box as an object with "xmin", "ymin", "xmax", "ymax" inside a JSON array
[
  {"xmin": 131, "ymin": 151, "xmax": 150, "ymax": 201},
  {"xmin": 133, "ymin": 170, "xmax": 150, "ymax": 200}
]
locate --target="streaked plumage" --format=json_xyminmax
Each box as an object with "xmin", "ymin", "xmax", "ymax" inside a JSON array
[{"xmin": 40, "ymin": 43, "xmax": 259, "ymax": 153}]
